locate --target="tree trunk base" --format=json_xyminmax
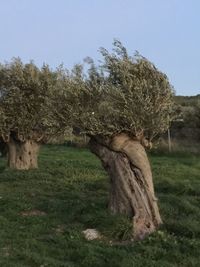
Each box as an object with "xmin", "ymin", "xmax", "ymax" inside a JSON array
[
  {"xmin": 7, "ymin": 138, "xmax": 40, "ymax": 170},
  {"xmin": 89, "ymin": 134, "xmax": 162, "ymax": 240}
]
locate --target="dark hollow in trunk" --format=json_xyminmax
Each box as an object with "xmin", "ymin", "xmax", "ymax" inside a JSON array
[
  {"xmin": 7, "ymin": 137, "xmax": 40, "ymax": 170},
  {"xmin": 89, "ymin": 135, "xmax": 162, "ymax": 240},
  {"xmin": 0, "ymin": 141, "xmax": 7, "ymax": 157}
]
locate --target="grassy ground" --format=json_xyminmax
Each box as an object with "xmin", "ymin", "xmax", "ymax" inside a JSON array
[{"xmin": 0, "ymin": 145, "xmax": 200, "ymax": 267}]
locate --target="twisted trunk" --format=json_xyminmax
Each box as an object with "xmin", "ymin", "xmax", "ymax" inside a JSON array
[
  {"xmin": 89, "ymin": 134, "xmax": 162, "ymax": 240},
  {"xmin": 7, "ymin": 137, "xmax": 40, "ymax": 170}
]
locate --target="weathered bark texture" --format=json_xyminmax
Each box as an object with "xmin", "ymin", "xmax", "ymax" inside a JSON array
[
  {"xmin": 7, "ymin": 137, "xmax": 40, "ymax": 170},
  {"xmin": 89, "ymin": 133, "xmax": 162, "ymax": 240}
]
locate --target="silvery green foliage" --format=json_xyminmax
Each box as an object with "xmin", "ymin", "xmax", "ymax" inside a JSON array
[
  {"xmin": 0, "ymin": 58, "xmax": 61, "ymax": 142},
  {"xmin": 58, "ymin": 40, "xmax": 174, "ymax": 140}
]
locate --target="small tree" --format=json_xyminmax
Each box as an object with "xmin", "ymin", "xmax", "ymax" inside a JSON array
[
  {"xmin": 0, "ymin": 58, "xmax": 59, "ymax": 170},
  {"xmin": 55, "ymin": 41, "xmax": 174, "ymax": 240}
]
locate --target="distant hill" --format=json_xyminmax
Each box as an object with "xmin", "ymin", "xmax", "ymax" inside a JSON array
[
  {"xmin": 171, "ymin": 94, "xmax": 200, "ymax": 142},
  {"xmin": 174, "ymin": 94, "xmax": 200, "ymax": 106}
]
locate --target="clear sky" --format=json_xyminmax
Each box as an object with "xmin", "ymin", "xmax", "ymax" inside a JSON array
[{"xmin": 0, "ymin": 0, "xmax": 200, "ymax": 96}]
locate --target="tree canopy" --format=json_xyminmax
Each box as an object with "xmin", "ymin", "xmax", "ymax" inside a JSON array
[
  {"xmin": 56, "ymin": 40, "xmax": 174, "ymax": 142},
  {"xmin": 0, "ymin": 58, "xmax": 59, "ymax": 143},
  {"xmin": 0, "ymin": 41, "xmax": 175, "ymax": 145}
]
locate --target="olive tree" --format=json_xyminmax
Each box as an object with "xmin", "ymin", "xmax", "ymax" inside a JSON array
[
  {"xmin": 55, "ymin": 41, "xmax": 174, "ymax": 240},
  {"xmin": 0, "ymin": 58, "xmax": 59, "ymax": 170}
]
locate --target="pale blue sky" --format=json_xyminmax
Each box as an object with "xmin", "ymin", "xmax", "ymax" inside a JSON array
[{"xmin": 0, "ymin": 0, "xmax": 200, "ymax": 95}]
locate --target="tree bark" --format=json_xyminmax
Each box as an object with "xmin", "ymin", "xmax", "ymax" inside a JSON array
[
  {"xmin": 7, "ymin": 138, "xmax": 40, "ymax": 170},
  {"xmin": 89, "ymin": 134, "xmax": 162, "ymax": 240}
]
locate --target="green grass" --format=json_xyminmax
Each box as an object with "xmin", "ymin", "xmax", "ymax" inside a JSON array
[{"xmin": 0, "ymin": 145, "xmax": 200, "ymax": 267}]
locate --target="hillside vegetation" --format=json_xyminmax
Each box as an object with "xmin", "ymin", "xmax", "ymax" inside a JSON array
[
  {"xmin": 175, "ymin": 94, "xmax": 200, "ymax": 106},
  {"xmin": 162, "ymin": 95, "xmax": 200, "ymax": 149}
]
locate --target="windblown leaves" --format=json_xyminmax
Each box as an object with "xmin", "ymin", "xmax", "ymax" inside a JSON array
[
  {"xmin": 0, "ymin": 41, "xmax": 174, "ymax": 143},
  {"xmin": 57, "ymin": 40, "xmax": 174, "ymax": 140}
]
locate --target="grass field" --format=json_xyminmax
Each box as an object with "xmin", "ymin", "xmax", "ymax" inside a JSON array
[{"xmin": 0, "ymin": 145, "xmax": 200, "ymax": 267}]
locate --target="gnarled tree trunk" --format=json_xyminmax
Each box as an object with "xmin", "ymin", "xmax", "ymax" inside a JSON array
[
  {"xmin": 7, "ymin": 137, "xmax": 40, "ymax": 170},
  {"xmin": 89, "ymin": 133, "xmax": 162, "ymax": 240}
]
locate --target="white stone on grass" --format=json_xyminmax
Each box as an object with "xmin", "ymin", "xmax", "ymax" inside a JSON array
[{"xmin": 82, "ymin": 229, "xmax": 101, "ymax": 241}]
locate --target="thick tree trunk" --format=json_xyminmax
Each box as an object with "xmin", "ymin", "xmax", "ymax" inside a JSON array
[
  {"xmin": 89, "ymin": 134, "xmax": 162, "ymax": 240},
  {"xmin": 7, "ymin": 138, "xmax": 40, "ymax": 170}
]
